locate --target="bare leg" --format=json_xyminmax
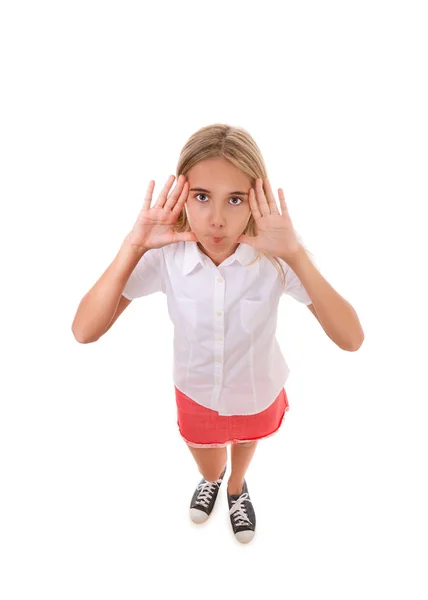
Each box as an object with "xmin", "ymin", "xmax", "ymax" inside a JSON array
[
  {"xmin": 186, "ymin": 444, "xmax": 228, "ymax": 482},
  {"xmin": 228, "ymin": 440, "xmax": 258, "ymax": 494}
]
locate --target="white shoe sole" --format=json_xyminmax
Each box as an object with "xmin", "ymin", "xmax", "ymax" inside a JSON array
[{"xmin": 189, "ymin": 508, "xmax": 209, "ymax": 524}]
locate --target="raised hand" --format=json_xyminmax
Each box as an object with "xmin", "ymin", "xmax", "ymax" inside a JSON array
[
  {"xmin": 237, "ymin": 177, "xmax": 301, "ymax": 262},
  {"xmin": 128, "ymin": 174, "xmax": 198, "ymax": 252}
]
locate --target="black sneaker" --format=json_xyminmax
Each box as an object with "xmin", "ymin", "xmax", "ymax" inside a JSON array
[
  {"xmin": 189, "ymin": 465, "xmax": 227, "ymax": 524},
  {"xmin": 227, "ymin": 479, "xmax": 256, "ymax": 543}
]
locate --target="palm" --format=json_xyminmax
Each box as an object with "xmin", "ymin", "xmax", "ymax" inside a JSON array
[
  {"xmin": 253, "ymin": 214, "xmax": 297, "ymax": 256},
  {"xmin": 132, "ymin": 206, "xmax": 193, "ymax": 249},
  {"xmin": 237, "ymin": 178, "xmax": 300, "ymax": 260}
]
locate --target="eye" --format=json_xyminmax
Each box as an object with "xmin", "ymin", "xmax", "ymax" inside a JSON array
[{"xmin": 194, "ymin": 193, "xmax": 243, "ymax": 206}]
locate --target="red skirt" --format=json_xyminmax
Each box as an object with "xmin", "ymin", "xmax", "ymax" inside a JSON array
[{"xmin": 175, "ymin": 386, "xmax": 289, "ymax": 448}]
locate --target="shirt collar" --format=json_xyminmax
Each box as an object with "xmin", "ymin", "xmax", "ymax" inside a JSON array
[{"xmin": 181, "ymin": 241, "xmax": 260, "ymax": 275}]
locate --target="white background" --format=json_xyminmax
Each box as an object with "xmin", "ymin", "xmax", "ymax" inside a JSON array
[{"xmin": 1, "ymin": 0, "xmax": 427, "ymax": 598}]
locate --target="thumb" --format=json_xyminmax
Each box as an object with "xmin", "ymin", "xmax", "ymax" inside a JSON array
[
  {"xmin": 236, "ymin": 234, "xmax": 254, "ymax": 246},
  {"xmin": 174, "ymin": 231, "xmax": 199, "ymax": 243}
]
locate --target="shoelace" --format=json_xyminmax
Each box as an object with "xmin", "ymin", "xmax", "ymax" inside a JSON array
[
  {"xmin": 195, "ymin": 477, "xmax": 223, "ymax": 508},
  {"xmin": 229, "ymin": 492, "xmax": 253, "ymax": 527}
]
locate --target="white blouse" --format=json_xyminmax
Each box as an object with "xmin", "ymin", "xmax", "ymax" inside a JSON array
[{"xmin": 122, "ymin": 238, "xmax": 318, "ymax": 416}]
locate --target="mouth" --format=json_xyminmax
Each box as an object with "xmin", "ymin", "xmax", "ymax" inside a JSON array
[{"xmin": 210, "ymin": 236, "xmax": 225, "ymax": 243}]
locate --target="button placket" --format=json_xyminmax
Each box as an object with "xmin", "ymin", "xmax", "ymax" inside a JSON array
[{"xmin": 213, "ymin": 272, "xmax": 225, "ymax": 401}]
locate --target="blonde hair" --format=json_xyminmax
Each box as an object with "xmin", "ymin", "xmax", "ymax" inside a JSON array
[{"xmin": 174, "ymin": 123, "xmax": 290, "ymax": 287}]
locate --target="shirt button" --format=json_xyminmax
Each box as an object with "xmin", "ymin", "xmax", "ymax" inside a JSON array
[
  {"xmin": 217, "ymin": 277, "xmax": 223, "ymax": 283},
  {"xmin": 216, "ymin": 337, "xmax": 222, "ymax": 341},
  {"xmin": 216, "ymin": 311, "xmax": 222, "ymax": 316}
]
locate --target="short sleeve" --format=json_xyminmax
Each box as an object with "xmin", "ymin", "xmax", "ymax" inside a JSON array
[
  {"xmin": 122, "ymin": 247, "xmax": 164, "ymax": 300},
  {"xmin": 281, "ymin": 232, "xmax": 319, "ymax": 305}
]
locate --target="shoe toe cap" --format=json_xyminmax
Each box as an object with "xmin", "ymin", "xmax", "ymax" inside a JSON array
[
  {"xmin": 235, "ymin": 529, "xmax": 255, "ymax": 543},
  {"xmin": 189, "ymin": 508, "xmax": 209, "ymax": 524}
]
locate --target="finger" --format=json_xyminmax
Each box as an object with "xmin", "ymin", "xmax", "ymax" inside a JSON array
[
  {"xmin": 278, "ymin": 188, "xmax": 289, "ymax": 216},
  {"xmin": 171, "ymin": 180, "xmax": 189, "ymax": 215},
  {"xmin": 256, "ymin": 178, "xmax": 270, "ymax": 215},
  {"xmin": 154, "ymin": 174, "xmax": 177, "ymax": 208},
  {"xmin": 248, "ymin": 186, "xmax": 262, "ymax": 220},
  {"xmin": 263, "ymin": 178, "xmax": 280, "ymax": 215},
  {"xmin": 164, "ymin": 174, "xmax": 187, "ymax": 210},
  {"xmin": 142, "ymin": 180, "xmax": 156, "ymax": 211}
]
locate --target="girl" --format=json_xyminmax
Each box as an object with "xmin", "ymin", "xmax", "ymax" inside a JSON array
[{"xmin": 72, "ymin": 123, "xmax": 364, "ymax": 544}]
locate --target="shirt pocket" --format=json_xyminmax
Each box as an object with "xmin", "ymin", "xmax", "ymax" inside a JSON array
[
  {"xmin": 240, "ymin": 298, "xmax": 269, "ymax": 334},
  {"xmin": 174, "ymin": 296, "xmax": 198, "ymax": 332}
]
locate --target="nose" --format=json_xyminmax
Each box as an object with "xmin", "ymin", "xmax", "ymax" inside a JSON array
[{"xmin": 210, "ymin": 206, "xmax": 227, "ymax": 229}]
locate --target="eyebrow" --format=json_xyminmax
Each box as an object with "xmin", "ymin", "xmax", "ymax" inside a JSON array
[{"xmin": 189, "ymin": 187, "xmax": 249, "ymax": 196}]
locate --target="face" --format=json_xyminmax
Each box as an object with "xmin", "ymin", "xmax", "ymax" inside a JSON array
[{"xmin": 184, "ymin": 156, "xmax": 253, "ymax": 266}]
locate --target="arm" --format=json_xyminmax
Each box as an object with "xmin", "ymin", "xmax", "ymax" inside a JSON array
[
  {"xmin": 284, "ymin": 245, "xmax": 364, "ymax": 352},
  {"xmin": 103, "ymin": 294, "xmax": 132, "ymax": 335},
  {"xmin": 306, "ymin": 303, "xmax": 338, "ymax": 347},
  {"xmin": 71, "ymin": 234, "xmax": 146, "ymax": 344}
]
